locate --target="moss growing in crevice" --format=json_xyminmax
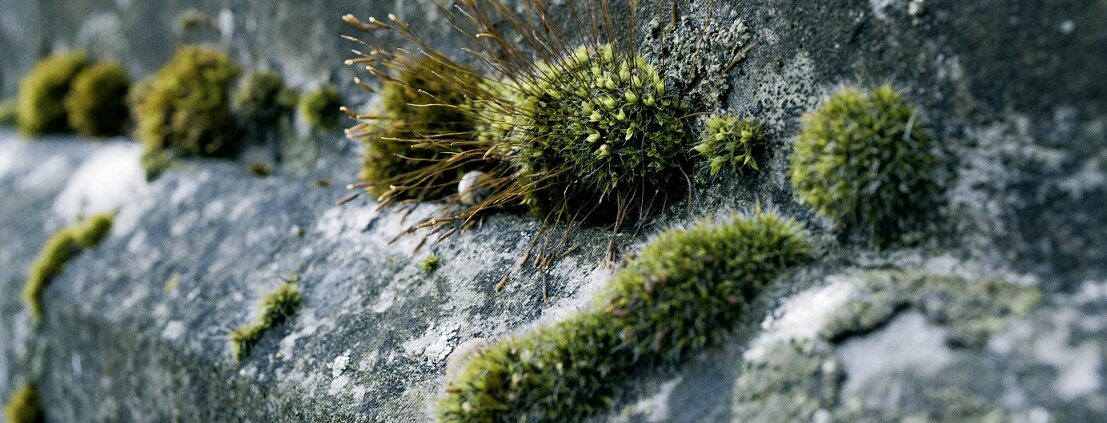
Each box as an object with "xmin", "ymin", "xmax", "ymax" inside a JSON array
[
  {"xmin": 439, "ymin": 211, "xmax": 810, "ymax": 422},
  {"xmin": 233, "ymin": 70, "xmax": 298, "ymax": 127},
  {"xmin": 22, "ymin": 212, "xmax": 114, "ymax": 321},
  {"xmin": 64, "ymin": 62, "xmax": 131, "ymax": 137},
  {"xmin": 3, "ymin": 384, "xmax": 44, "ymax": 423},
  {"xmin": 694, "ymin": 114, "xmax": 765, "ymax": 176},
  {"xmin": 230, "ymin": 282, "xmax": 302, "ymax": 361},
  {"xmin": 790, "ymin": 84, "xmax": 938, "ymax": 247},
  {"xmin": 298, "ymin": 85, "xmax": 343, "ymax": 131},
  {"xmin": 17, "ymin": 51, "xmax": 89, "ymax": 136}
]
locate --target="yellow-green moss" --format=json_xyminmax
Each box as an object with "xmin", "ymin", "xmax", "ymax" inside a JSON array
[
  {"xmin": 694, "ymin": 114, "xmax": 765, "ymax": 175},
  {"xmin": 230, "ymin": 282, "xmax": 302, "ymax": 361},
  {"xmin": 131, "ymin": 45, "xmax": 242, "ymax": 158},
  {"xmin": 17, "ymin": 51, "xmax": 89, "ymax": 135},
  {"xmin": 420, "ymin": 255, "xmax": 441, "ymax": 273},
  {"xmin": 3, "ymin": 384, "xmax": 43, "ymax": 423},
  {"xmin": 22, "ymin": 213, "xmax": 114, "ymax": 321},
  {"xmin": 233, "ymin": 70, "xmax": 298, "ymax": 126},
  {"xmin": 790, "ymin": 85, "xmax": 938, "ymax": 246},
  {"xmin": 0, "ymin": 98, "xmax": 18, "ymax": 126},
  {"xmin": 298, "ymin": 85, "xmax": 343, "ymax": 130},
  {"xmin": 64, "ymin": 62, "xmax": 131, "ymax": 137},
  {"xmin": 439, "ymin": 211, "xmax": 810, "ymax": 422}
]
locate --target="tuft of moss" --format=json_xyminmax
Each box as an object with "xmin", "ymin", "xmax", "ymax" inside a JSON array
[
  {"xmin": 22, "ymin": 213, "xmax": 114, "ymax": 321},
  {"xmin": 298, "ymin": 85, "xmax": 343, "ymax": 131},
  {"xmin": 0, "ymin": 98, "xmax": 18, "ymax": 126},
  {"xmin": 790, "ymin": 85, "xmax": 938, "ymax": 246},
  {"xmin": 17, "ymin": 51, "xmax": 89, "ymax": 136},
  {"xmin": 359, "ymin": 57, "xmax": 480, "ymax": 199},
  {"xmin": 420, "ymin": 255, "xmax": 441, "ymax": 273},
  {"xmin": 230, "ymin": 282, "xmax": 302, "ymax": 361},
  {"xmin": 247, "ymin": 162, "xmax": 272, "ymax": 177},
  {"xmin": 233, "ymin": 70, "xmax": 298, "ymax": 126},
  {"xmin": 509, "ymin": 44, "xmax": 688, "ymax": 217},
  {"xmin": 439, "ymin": 211, "xmax": 810, "ymax": 422},
  {"xmin": 64, "ymin": 62, "xmax": 131, "ymax": 137},
  {"xmin": 131, "ymin": 45, "xmax": 242, "ymax": 158},
  {"xmin": 3, "ymin": 384, "xmax": 44, "ymax": 423},
  {"xmin": 694, "ymin": 114, "xmax": 765, "ymax": 175}
]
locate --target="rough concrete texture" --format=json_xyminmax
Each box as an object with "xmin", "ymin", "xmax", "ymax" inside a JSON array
[{"xmin": 1, "ymin": 0, "xmax": 1106, "ymax": 421}]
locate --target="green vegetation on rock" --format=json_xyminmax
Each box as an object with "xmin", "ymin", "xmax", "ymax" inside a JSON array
[
  {"xmin": 233, "ymin": 70, "xmax": 298, "ymax": 126},
  {"xmin": 64, "ymin": 62, "xmax": 131, "ymax": 137},
  {"xmin": 230, "ymin": 282, "xmax": 302, "ymax": 361},
  {"xmin": 694, "ymin": 114, "xmax": 764, "ymax": 175},
  {"xmin": 3, "ymin": 384, "xmax": 44, "ymax": 423},
  {"xmin": 17, "ymin": 51, "xmax": 88, "ymax": 135},
  {"xmin": 298, "ymin": 85, "xmax": 343, "ymax": 131},
  {"xmin": 790, "ymin": 85, "xmax": 938, "ymax": 246},
  {"xmin": 439, "ymin": 211, "xmax": 810, "ymax": 422},
  {"xmin": 0, "ymin": 98, "xmax": 18, "ymax": 126},
  {"xmin": 420, "ymin": 255, "xmax": 441, "ymax": 273},
  {"xmin": 131, "ymin": 45, "xmax": 242, "ymax": 158},
  {"xmin": 22, "ymin": 213, "xmax": 114, "ymax": 321}
]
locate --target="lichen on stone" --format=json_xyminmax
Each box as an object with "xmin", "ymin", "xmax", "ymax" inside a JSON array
[
  {"xmin": 64, "ymin": 62, "xmax": 131, "ymax": 137},
  {"xmin": 17, "ymin": 51, "xmax": 89, "ymax": 136},
  {"xmin": 732, "ymin": 340, "xmax": 843, "ymax": 422},
  {"xmin": 3, "ymin": 384, "xmax": 44, "ymax": 423},
  {"xmin": 22, "ymin": 212, "xmax": 115, "ymax": 321},
  {"xmin": 230, "ymin": 282, "xmax": 302, "ymax": 361},
  {"xmin": 694, "ymin": 114, "xmax": 765, "ymax": 175}
]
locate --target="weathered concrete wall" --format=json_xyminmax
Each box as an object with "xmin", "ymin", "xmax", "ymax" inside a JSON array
[{"xmin": 1, "ymin": 0, "xmax": 1106, "ymax": 421}]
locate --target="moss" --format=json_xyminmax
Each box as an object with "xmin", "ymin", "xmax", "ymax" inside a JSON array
[
  {"xmin": 233, "ymin": 70, "xmax": 297, "ymax": 126},
  {"xmin": 131, "ymin": 45, "xmax": 242, "ymax": 158},
  {"xmin": 359, "ymin": 57, "xmax": 480, "ymax": 199},
  {"xmin": 439, "ymin": 211, "xmax": 810, "ymax": 422},
  {"xmin": 0, "ymin": 97, "xmax": 18, "ymax": 126},
  {"xmin": 17, "ymin": 51, "xmax": 89, "ymax": 135},
  {"xmin": 3, "ymin": 384, "xmax": 44, "ymax": 423},
  {"xmin": 420, "ymin": 255, "xmax": 441, "ymax": 273},
  {"xmin": 139, "ymin": 149, "xmax": 175, "ymax": 181},
  {"xmin": 298, "ymin": 85, "xmax": 343, "ymax": 131},
  {"xmin": 230, "ymin": 282, "xmax": 302, "ymax": 361},
  {"xmin": 64, "ymin": 62, "xmax": 131, "ymax": 137},
  {"xmin": 22, "ymin": 213, "xmax": 114, "ymax": 321},
  {"xmin": 694, "ymin": 114, "xmax": 765, "ymax": 175},
  {"xmin": 790, "ymin": 85, "xmax": 938, "ymax": 247},
  {"xmin": 247, "ymin": 162, "xmax": 272, "ymax": 177}
]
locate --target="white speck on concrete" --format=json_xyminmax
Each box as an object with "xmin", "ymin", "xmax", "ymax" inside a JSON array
[
  {"xmin": 161, "ymin": 321, "xmax": 185, "ymax": 341},
  {"xmin": 745, "ymin": 277, "xmax": 857, "ymax": 361},
  {"xmin": 404, "ymin": 323, "xmax": 459, "ymax": 364},
  {"xmin": 53, "ymin": 143, "xmax": 146, "ymax": 222},
  {"xmin": 870, "ymin": 0, "xmax": 895, "ymax": 19},
  {"xmin": 328, "ymin": 375, "xmax": 350, "ymax": 396},
  {"xmin": 332, "ymin": 353, "xmax": 351, "ymax": 378},
  {"xmin": 837, "ymin": 311, "xmax": 953, "ymax": 397},
  {"xmin": 1060, "ymin": 20, "xmax": 1075, "ymax": 34}
]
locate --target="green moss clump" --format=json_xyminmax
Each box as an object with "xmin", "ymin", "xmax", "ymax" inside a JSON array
[
  {"xmin": 230, "ymin": 282, "xmax": 302, "ymax": 361},
  {"xmin": 359, "ymin": 57, "xmax": 479, "ymax": 199},
  {"xmin": 298, "ymin": 85, "xmax": 343, "ymax": 131},
  {"xmin": 790, "ymin": 85, "xmax": 938, "ymax": 246},
  {"xmin": 694, "ymin": 114, "xmax": 764, "ymax": 175},
  {"xmin": 17, "ymin": 52, "xmax": 89, "ymax": 135},
  {"xmin": 439, "ymin": 211, "xmax": 810, "ymax": 422},
  {"xmin": 3, "ymin": 384, "xmax": 44, "ymax": 423},
  {"xmin": 22, "ymin": 213, "xmax": 114, "ymax": 321},
  {"xmin": 64, "ymin": 62, "xmax": 131, "ymax": 137},
  {"xmin": 510, "ymin": 44, "xmax": 688, "ymax": 216},
  {"xmin": 131, "ymin": 45, "xmax": 242, "ymax": 157},
  {"xmin": 0, "ymin": 98, "xmax": 18, "ymax": 126},
  {"xmin": 233, "ymin": 70, "xmax": 298, "ymax": 126},
  {"xmin": 420, "ymin": 255, "xmax": 441, "ymax": 273}
]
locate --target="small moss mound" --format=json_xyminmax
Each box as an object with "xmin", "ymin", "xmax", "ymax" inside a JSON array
[
  {"xmin": 64, "ymin": 62, "xmax": 131, "ymax": 137},
  {"xmin": 131, "ymin": 45, "xmax": 242, "ymax": 157},
  {"xmin": 790, "ymin": 85, "xmax": 938, "ymax": 246},
  {"xmin": 359, "ymin": 56, "xmax": 479, "ymax": 199},
  {"xmin": 17, "ymin": 52, "xmax": 89, "ymax": 135},
  {"xmin": 420, "ymin": 255, "xmax": 441, "ymax": 273},
  {"xmin": 694, "ymin": 114, "xmax": 765, "ymax": 175},
  {"xmin": 298, "ymin": 85, "xmax": 343, "ymax": 130},
  {"xmin": 230, "ymin": 282, "xmax": 302, "ymax": 361},
  {"xmin": 233, "ymin": 70, "xmax": 297, "ymax": 126},
  {"xmin": 510, "ymin": 44, "xmax": 687, "ymax": 216},
  {"xmin": 3, "ymin": 384, "xmax": 44, "ymax": 423},
  {"xmin": 22, "ymin": 213, "xmax": 114, "ymax": 321},
  {"xmin": 439, "ymin": 211, "xmax": 810, "ymax": 422},
  {"xmin": 0, "ymin": 98, "xmax": 18, "ymax": 126}
]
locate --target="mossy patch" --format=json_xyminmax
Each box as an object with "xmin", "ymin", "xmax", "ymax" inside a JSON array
[
  {"xmin": 233, "ymin": 70, "xmax": 298, "ymax": 126},
  {"xmin": 3, "ymin": 384, "xmax": 44, "ymax": 423},
  {"xmin": 64, "ymin": 62, "xmax": 131, "ymax": 137},
  {"xmin": 22, "ymin": 212, "xmax": 114, "ymax": 321},
  {"xmin": 0, "ymin": 98, "xmax": 18, "ymax": 126},
  {"xmin": 790, "ymin": 85, "xmax": 938, "ymax": 247},
  {"xmin": 439, "ymin": 211, "xmax": 810, "ymax": 422},
  {"xmin": 298, "ymin": 85, "xmax": 343, "ymax": 131},
  {"xmin": 230, "ymin": 282, "xmax": 302, "ymax": 361},
  {"xmin": 131, "ymin": 45, "xmax": 242, "ymax": 159},
  {"xmin": 694, "ymin": 114, "xmax": 765, "ymax": 176},
  {"xmin": 17, "ymin": 51, "xmax": 89, "ymax": 136},
  {"xmin": 420, "ymin": 255, "xmax": 441, "ymax": 273}
]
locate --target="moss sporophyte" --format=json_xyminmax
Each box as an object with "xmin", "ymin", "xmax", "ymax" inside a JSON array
[
  {"xmin": 438, "ymin": 211, "xmax": 810, "ymax": 422},
  {"xmin": 230, "ymin": 282, "xmax": 302, "ymax": 361},
  {"xmin": 22, "ymin": 213, "xmax": 114, "ymax": 321}
]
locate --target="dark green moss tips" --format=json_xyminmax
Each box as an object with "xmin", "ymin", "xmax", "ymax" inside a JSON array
[
  {"xmin": 299, "ymin": 85, "xmax": 343, "ymax": 131},
  {"xmin": 17, "ymin": 52, "xmax": 89, "ymax": 136},
  {"xmin": 439, "ymin": 211, "xmax": 810, "ymax": 422},
  {"xmin": 230, "ymin": 282, "xmax": 302, "ymax": 361},
  {"xmin": 64, "ymin": 62, "xmax": 131, "ymax": 137},
  {"xmin": 694, "ymin": 114, "xmax": 765, "ymax": 175},
  {"xmin": 22, "ymin": 213, "xmax": 114, "ymax": 321},
  {"xmin": 790, "ymin": 85, "xmax": 938, "ymax": 246}
]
